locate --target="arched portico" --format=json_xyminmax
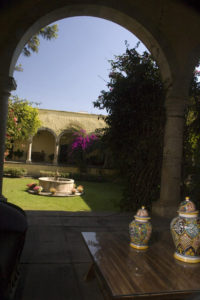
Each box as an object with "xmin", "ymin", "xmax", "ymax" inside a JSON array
[
  {"xmin": 28, "ymin": 127, "xmax": 58, "ymax": 164},
  {"xmin": 58, "ymin": 130, "xmax": 75, "ymax": 164},
  {"xmin": 0, "ymin": 0, "xmax": 200, "ymax": 215}
]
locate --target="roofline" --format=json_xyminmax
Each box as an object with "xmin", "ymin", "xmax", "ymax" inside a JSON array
[{"xmin": 38, "ymin": 108, "xmax": 106, "ymax": 117}]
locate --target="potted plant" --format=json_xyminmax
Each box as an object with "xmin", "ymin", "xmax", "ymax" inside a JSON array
[
  {"xmin": 50, "ymin": 187, "xmax": 56, "ymax": 195},
  {"xmin": 27, "ymin": 182, "xmax": 37, "ymax": 190},
  {"xmin": 71, "ymin": 187, "xmax": 76, "ymax": 195},
  {"xmin": 33, "ymin": 185, "xmax": 43, "ymax": 194},
  {"xmin": 77, "ymin": 185, "xmax": 84, "ymax": 193}
]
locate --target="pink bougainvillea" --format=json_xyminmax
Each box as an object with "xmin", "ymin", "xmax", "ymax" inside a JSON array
[{"xmin": 70, "ymin": 129, "xmax": 98, "ymax": 153}]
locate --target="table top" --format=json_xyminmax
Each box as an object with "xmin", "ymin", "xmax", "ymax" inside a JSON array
[{"xmin": 82, "ymin": 231, "xmax": 200, "ymax": 299}]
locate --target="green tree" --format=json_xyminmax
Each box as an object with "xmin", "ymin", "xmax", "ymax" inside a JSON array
[
  {"xmin": 94, "ymin": 43, "xmax": 200, "ymax": 212},
  {"xmin": 22, "ymin": 25, "xmax": 58, "ymax": 57},
  {"xmin": 182, "ymin": 67, "xmax": 200, "ymax": 206},
  {"xmin": 15, "ymin": 24, "xmax": 58, "ymax": 71},
  {"xmin": 6, "ymin": 96, "xmax": 41, "ymax": 155},
  {"xmin": 94, "ymin": 43, "xmax": 166, "ymax": 211}
]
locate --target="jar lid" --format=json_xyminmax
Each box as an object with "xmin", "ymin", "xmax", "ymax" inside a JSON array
[
  {"xmin": 178, "ymin": 197, "xmax": 198, "ymax": 214},
  {"xmin": 135, "ymin": 206, "xmax": 150, "ymax": 221}
]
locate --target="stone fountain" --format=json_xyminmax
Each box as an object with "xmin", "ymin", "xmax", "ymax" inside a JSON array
[{"xmin": 38, "ymin": 171, "xmax": 75, "ymax": 196}]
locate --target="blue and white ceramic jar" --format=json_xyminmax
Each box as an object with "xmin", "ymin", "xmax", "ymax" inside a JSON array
[
  {"xmin": 129, "ymin": 206, "xmax": 152, "ymax": 250},
  {"xmin": 170, "ymin": 197, "xmax": 200, "ymax": 263}
]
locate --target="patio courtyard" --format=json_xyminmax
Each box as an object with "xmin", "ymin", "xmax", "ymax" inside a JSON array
[{"xmin": 14, "ymin": 211, "xmax": 170, "ymax": 300}]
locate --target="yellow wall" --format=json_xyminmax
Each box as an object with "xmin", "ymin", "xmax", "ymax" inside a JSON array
[
  {"xmin": 32, "ymin": 131, "xmax": 55, "ymax": 160},
  {"xmin": 12, "ymin": 109, "xmax": 106, "ymax": 163},
  {"xmin": 38, "ymin": 109, "xmax": 106, "ymax": 136}
]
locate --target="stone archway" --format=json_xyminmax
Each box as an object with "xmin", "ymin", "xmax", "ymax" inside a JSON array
[
  {"xmin": 58, "ymin": 130, "xmax": 74, "ymax": 165},
  {"xmin": 30, "ymin": 127, "xmax": 57, "ymax": 164},
  {"xmin": 1, "ymin": 1, "xmax": 200, "ymax": 214}
]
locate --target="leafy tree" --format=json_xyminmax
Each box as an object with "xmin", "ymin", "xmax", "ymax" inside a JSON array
[
  {"xmin": 94, "ymin": 43, "xmax": 200, "ymax": 212},
  {"xmin": 94, "ymin": 43, "xmax": 166, "ymax": 211},
  {"xmin": 6, "ymin": 25, "xmax": 58, "ymax": 157},
  {"xmin": 5, "ymin": 96, "xmax": 41, "ymax": 156},
  {"xmin": 182, "ymin": 67, "xmax": 200, "ymax": 206},
  {"xmin": 23, "ymin": 24, "xmax": 58, "ymax": 57},
  {"xmin": 15, "ymin": 24, "xmax": 58, "ymax": 71}
]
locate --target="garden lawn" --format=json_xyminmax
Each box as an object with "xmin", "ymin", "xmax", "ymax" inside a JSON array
[{"xmin": 3, "ymin": 177, "xmax": 122, "ymax": 211}]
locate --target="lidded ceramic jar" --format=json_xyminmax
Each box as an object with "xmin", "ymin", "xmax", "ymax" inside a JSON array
[
  {"xmin": 129, "ymin": 206, "xmax": 152, "ymax": 250},
  {"xmin": 170, "ymin": 197, "xmax": 200, "ymax": 263}
]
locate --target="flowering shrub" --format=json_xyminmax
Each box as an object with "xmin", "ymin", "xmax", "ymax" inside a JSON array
[
  {"xmin": 69, "ymin": 129, "xmax": 98, "ymax": 172},
  {"xmin": 70, "ymin": 129, "xmax": 98, "ymax": 152},
  {"xmin": 50, "ymin": 187, "xmax": 56, "ymax": 195},
  {"xmin": 27, "ymin": 182, "xmax": 37, "ymax": 190},
  {"xmin": 33, "ymin": 185, "xmax": 43, "ymax": 193},
  {"xmin": 77, "ymin": 185, "xmax": 84, "ymax": 193},
  {"xmin": 71, "ymin": 188, "xmax": 76, "ymax": 195},
  {"xmin": 5, "ymin": 96, "xmax": 41, "ymax": 156}
]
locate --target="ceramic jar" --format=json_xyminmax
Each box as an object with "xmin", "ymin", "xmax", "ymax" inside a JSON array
[
  {"xmin": 129, "ymin": 206, "xmax": 152, "ymax": 250},
  {"xmin": 170, "ymin": 197, "xmax": 200, "ymax": 263}
]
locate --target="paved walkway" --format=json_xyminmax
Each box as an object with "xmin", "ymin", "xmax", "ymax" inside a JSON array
[{"xmin": 14, "ymin": 211, "xmax": 170, "ymax": 300}]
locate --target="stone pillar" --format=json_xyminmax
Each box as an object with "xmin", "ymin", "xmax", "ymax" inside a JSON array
[
  {"xmin": 26, "ymin": 139, "xmax": 32, "ymax": 163},
  {"xmin": 153, "ymin": 94, "xmax": 187, "ymax": 217},
  {"xmin": 53, "ymin": 142, "xmax": 59, "ymax": 165},
  {"xmin": 0, "ymin": 76, "xmax": 17, "ymax": 202}
]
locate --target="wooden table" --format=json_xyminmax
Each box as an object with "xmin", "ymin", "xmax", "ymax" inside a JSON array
[{"xmin": 82, "ymin": 231, "xmax": 200, "ymax": 299}]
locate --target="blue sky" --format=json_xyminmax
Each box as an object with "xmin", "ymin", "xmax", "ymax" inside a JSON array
[{"xmin": 13, "ymin": 16, "xmax": 147, "ymax": 114}]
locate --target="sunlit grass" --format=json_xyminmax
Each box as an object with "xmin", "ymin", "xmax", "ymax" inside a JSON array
[{"xmin": 3, "ymin": 177, "xmax": 122, "ymax": 211}]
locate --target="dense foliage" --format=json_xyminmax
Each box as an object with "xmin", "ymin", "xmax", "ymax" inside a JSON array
[
  {"xmin": 23, "ymin": 24, "xmax": 58, "ymax": 57},
  {"xmin": 6, "ymin": 96, "xmax": 41, "ymax": 156},
  {"xmin": 94, "ymin": 43, "xmax": 166, "ymax": 211},
  {"xmin": 182, "ymin": 68, "xmax": 200, "ymax": 206},
  {"xmin": 94, "ymin": 43, "xmax": 200, "ymax": 211},
  {"xmin": 69, "ymin": 129, "xmax": 99, "ymax": 171},
  {"xmin": 15, "ymin": 24, "xmax": 58, "ymax": 71}
]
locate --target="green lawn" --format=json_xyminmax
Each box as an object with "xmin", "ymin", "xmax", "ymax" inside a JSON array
[{"xmin": 3, "ymin": 177, "xmax": 122, "ymax": 211}]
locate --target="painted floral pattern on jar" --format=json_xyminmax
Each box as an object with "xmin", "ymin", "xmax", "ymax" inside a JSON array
[
  {"xmin": 129, "ymin": 206, "xmax": 152, "ymax": 250},
  {"xmin": 170, "ymin": 197, "xmax": 200, "ymax": 263}
]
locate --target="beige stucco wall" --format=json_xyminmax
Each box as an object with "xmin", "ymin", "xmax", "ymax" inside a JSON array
[
  {"xmin": 38, "ymin": 109, "xmax": 106, "ymax": 137},
  {"xmin": 12, "ymin": 109, "xmax": 106, "ymax": 162},
  {"xmin": 32, "ymin": 131, "xmax": 55, "ymax": 156}
]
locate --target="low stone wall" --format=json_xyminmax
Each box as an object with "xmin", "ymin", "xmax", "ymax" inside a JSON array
[{"xmin": 4, "ymin": 161, "xmax": 115, "ymax": 178}]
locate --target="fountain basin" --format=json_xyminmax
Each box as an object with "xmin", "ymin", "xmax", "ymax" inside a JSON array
[{"xmin": 38, "ymin": 177, "xmax": 74, "ymax": 195}]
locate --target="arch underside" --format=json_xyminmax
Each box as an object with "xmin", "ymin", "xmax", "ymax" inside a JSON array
[{"xmin": 9, "ymin": 3, "xmax": 173, "ymax": 85}]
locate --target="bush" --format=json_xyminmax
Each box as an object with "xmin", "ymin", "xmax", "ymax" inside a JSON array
[
  {"xmin": 39, "ymin": 171, "xmax": 70, "ymax": 178},
  {"xmin": 32, "ymin": 151, "xmax": 45, "ymax": 162},
  {"xmin": 13, "ymin": 149, "xmax": 24, "ymax": 159},
  {"xmin": 4, "ymin": 167, "xmax": 27, "ymax": 178},
  {"xmin": 48, "ymin": 153, "xmax": 54, "ymax": 162},
  {"xmin": 70, "ymin": 172, "xmax": 108, "ymax": 182},
  {"xmin": 27, "ymin": 182, "xmax": 37, "ymax": 190},
  {"xmin": 39, "ymin": 170, "xmax": 110, "ymax": 182},
  {"xmin": 40, "ymin": 170, "xmax": 56, "ymax": 177}
]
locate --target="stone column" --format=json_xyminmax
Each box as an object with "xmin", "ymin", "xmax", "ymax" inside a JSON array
[
  {"xmin": 0, "ymin": 76, "xmax": 17, "ymax": 202},
  {"xmin": 26, "ymin": 139, "xmax": 32, "ymax": 163},
  {"xmin": 53, "ymin": 142, "xmax": 59, "ymax": 165},
  {"xmin": 153, "ymin": 94, "xmax": 187, "ymax": 217}
]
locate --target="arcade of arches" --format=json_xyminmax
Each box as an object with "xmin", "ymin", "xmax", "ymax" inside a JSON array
[
  {"xmin": 1, "ymin": 0, "xmax": 200, "ymax": 216},
  {"xmin": 14, "ymin": 108, "xmax": 106, "ymax": 165}
]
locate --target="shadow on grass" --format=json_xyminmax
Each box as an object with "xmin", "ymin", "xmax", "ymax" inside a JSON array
[{"xmin": 3, "ymin": 177, "xmax": 123, "ymax": 212}]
